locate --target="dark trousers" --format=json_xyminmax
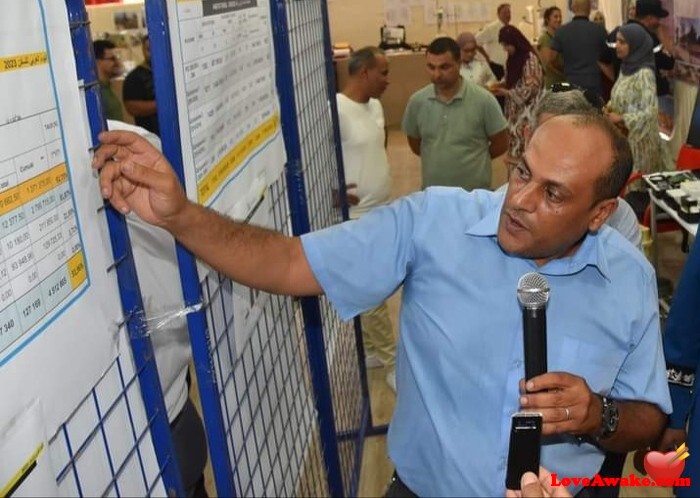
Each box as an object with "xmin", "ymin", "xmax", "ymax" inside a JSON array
[
  {"xmin": 170, "ymin": 397, "xmax": 209, "ymax": 497},
  {"xmin": 385, "ymin": 472, "xmax": 418, "ymax": 497},
  {"xmin": 385, "ymin": 452, "xmax": 626, "ymax": 498}
]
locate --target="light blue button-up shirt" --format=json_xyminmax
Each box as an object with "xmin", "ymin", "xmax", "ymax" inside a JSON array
[{"xmin": 301, "ymin": 188, "xmax": 671, "ymax": 497}]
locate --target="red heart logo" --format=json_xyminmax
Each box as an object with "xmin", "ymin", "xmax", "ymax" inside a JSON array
[{"xmin": 644, "ymin": 451, "xmax": 686, "ymax": 482}]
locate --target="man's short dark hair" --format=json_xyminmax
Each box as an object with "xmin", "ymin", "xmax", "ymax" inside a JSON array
[
  {"xmin": 567, "ymin": 114, "xmax": 633, "ymax": 203},
  {"xmin": 497, "ymin": 3, "xmax": 511, "ymax": 14},
  {"xmin": 426, "ymin": 37, "xmax": 460, "ymax": 62},
  {"xmin": 93, "ymin": 39, "xmax": 117, "ymax": 60},
  {"xmin": 348, "ymin": 46, "xmax": 384, "ymax": 76},
  {"xmin": 533, "ymin": 89, "xmax": 596, "ymax": 128}
]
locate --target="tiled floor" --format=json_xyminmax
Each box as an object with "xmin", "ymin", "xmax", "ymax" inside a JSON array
[{"xmin": 357, "ymin": 129, "xmax": 689, "ymax": 497}]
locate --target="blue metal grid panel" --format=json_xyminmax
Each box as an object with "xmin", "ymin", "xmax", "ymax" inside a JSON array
[
  {"xmin": 58, "ymin": 1, "xmax": 183, "ymax": 496},
  {"xmin": 199, "ymin": 173, "xmax": 328, "ymax": 497},
  {"xmin": 286, "ymin": 1, "xmax": 365, "ymax": 495},
  {"xmin": 48, "ymin": 329, "xmax": 167, "ymax": 497}
]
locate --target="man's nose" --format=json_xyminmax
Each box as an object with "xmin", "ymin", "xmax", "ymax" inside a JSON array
[{"xmin": 510, "ymin": 182, "xmax": 539, "ymax": 212}]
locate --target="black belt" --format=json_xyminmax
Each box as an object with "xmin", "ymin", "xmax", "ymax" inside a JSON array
[{"xmin": 385, "ymin": 472, "xmax": 418, "ymax": 498}]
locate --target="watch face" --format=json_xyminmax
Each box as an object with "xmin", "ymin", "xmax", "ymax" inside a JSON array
[{"xmin": 603, "ymin": 398, "xmax": 619, "ymax": 434}]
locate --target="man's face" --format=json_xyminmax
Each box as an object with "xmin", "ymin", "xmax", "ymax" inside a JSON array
[
  {"xmin": 639, "ymin": 14, "xmax": 661, "ymax": 31},
  {"xmin": 497, "ymin": 117, "xmax": 616, "ymax": 265},
  {"xmin": 461, "ymin": 42, "xmax": 477, "ymax": 63},
  {"xmin": 364, "ymin": 54, "xmax": 389, "ymax": 99},
  {"xmin": 426, "ymin": 51, "xmax": 460, "ymax": 89},
  {"xmin": 498, "ymin": 5, "xmax": 512, "ymax": 24},
  {"xmin": 96, "ymin": 48, "xmax": 122, "ymax": 79}
]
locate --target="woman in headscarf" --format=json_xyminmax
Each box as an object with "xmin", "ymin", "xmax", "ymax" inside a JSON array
[
  {"xmin": 456, "ymin": 31, "xmax": 497, "ymax": 88},
  {"xmin": 605, "ymin": 23, "xmax": 670, "ymax": 175},
  {"xmin": 491, "ymin": 25, "xmax": 544, "ymax": 166},
  {"xmin": 537, "ymin": 6, "xmax": 564, "ymax": 89}
]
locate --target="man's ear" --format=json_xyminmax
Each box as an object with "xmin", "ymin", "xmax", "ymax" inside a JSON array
[{"xmin": 588, "ymin": 198, "xmax": 618, "ymax": 232}]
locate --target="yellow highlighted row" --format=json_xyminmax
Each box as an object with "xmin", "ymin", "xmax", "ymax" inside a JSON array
[
  {"xmin": 0, "ymin": 51, "xmax": 47, "ymax": 73},
  {"xmin": 0, "ymin": 163, "xmax": 67, "ymax": 217},
  {"xmin": 67, "ymin": 251, "xmax": 86, "ymax": 289},
  {"xmin": 198, "ymin": 114, "xmax": 279, "ymax": 204}
]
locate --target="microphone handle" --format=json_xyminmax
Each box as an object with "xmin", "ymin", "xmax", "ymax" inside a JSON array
[{"xmin": 523, "ymin": 307, "xmax": 547, "ymax": 381}]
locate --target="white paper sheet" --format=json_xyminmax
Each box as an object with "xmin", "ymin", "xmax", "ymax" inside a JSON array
[
  {"xmin": 0, "ymin": 0, "xmax": 121, "ymax": 435},
  {"xmin": 0, "ymin": 400, "xmax": 58, "ymax": 498},
  {"xmin": 166, "ymin": 0, "xmax": 286, "ymax": 218}
]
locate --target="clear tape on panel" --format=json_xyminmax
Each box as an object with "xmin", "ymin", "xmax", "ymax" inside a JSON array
[{"xmin": 117, "ymin": 302, "xmax": 204, "ymax": 338}]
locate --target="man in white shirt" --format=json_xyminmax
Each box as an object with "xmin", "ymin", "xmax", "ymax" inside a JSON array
[
  {"xmin": 336, "ymin": 47, "xmax": 397, "ymax": 390},
  {"xmin": 456, "ymin": 31, "xmax": 497, "ymax": 88},
  {"xmin": 475, "ymin": 3, "xmax": 510, "ymax": 81}
]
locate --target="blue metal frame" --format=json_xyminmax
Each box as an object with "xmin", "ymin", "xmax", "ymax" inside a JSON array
[
  {"xmin": 270, "ymin": 0, "xmax": 345, "ymax": 496},
  {"xmin": 65, "ymin": 0, "xmax": 183, "ymax": 495},
  {"xmin": 143, "ymin": 1, "xmax": 236, "ymax": 496}
]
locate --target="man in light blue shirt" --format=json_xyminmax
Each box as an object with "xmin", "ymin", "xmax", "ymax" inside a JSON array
[{"xmin": 93, "ymin": 112, "xmax": 671, "ymax": 496}]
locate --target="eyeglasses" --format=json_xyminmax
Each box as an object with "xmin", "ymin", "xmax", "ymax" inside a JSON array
[
  {"xmin": 549, "ymin": 82, "xmax": 581, "ymax": 93},
  {"xmin": 99, "ymin": 56, "xmax": 120, "ymax": 62},
  {"xmin": 549, "ymin": 82, "xmax": 605, "ymax": 110}
]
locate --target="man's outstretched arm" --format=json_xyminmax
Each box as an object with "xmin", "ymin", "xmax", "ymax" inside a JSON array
[{"xmin": 93, "ymin": 130, "xmax": 323, "ymax": 296}]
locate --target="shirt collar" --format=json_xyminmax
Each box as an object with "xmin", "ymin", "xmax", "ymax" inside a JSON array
[
  {"xmin": 465, "ymin": 195, "xmax": 611, "ymax": 280},
  {"xmin": 428, "ymin": 78, "xmax": 467, "ymax": 103}
]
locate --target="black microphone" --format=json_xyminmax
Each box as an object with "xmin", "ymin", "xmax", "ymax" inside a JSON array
[{"xmin": 517, "ymin": 272, "xmax": 549, "ymax": 381}]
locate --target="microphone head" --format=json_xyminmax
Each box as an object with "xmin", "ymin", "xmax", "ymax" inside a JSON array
[{"xmin": 517, "ymin": 272, "xmax": 550, "ymax": 308}]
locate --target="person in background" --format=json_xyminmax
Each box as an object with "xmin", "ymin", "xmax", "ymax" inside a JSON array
[
  {"xmin": 123, "ymin": 34, "xmax": 159, "ymax": 135},
  {"xmin": 604, "ymin": 23, "xmax": 670, "ymax": 176},
  {"xmin": 106, "ymin": 119, "xmax": 209, "ymax": 498},
  {"xmin": 94, "ymin": 109, "xmax": 670, "ymax": 497},
  {"xmin": 607, "ymin": 0, "xmax": 676, "ymax": 127},
  {"xmin": 591, "ymin": 10, "xmax": 607, "ymax": 30},
  {"xmin": 336, "ymin": 46, "xmax": 397, "ymax": 391},
  {"xmin": 549, "ymin": 0, "xmax": 612, "ymax": 108},
  {"xmin": 402, "ymin": 36, "xmax": 508, "ymax": 191},
  {"xmin": 491, "ymin": 25, "xmax": 544, "ymax": 167},
  {"xmin": 657, "ymin": 235, "xmax": 700, "ymax": 498},
  {"xmin": 537, "ymin": 7, "xmax": 565, "ymax": 90},
  {"xmin": 456, "ymin": 32, "xmax": 498, "ymax": 88},
  {"xmin": 93, "ymin": 39, "xmax": 124, "ymax": 122},
  {"xmin": 476, "ymin": 3, "xmax": 511, "ymax": 81}
]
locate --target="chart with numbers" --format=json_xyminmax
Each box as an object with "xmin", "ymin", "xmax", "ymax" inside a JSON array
[
  {"xmin": 0, "ymin": 45, "xmax": 86, "ymax": 358},
  {"xmin": 1, "ymin": 0, "xmax": 122, "ymax": 435},
  {"xmin": 167, "ymin": 0, "xmax": 286, "ymax": 216}
]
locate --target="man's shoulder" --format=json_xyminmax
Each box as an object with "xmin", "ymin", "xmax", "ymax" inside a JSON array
[
  {"xmin": 125, "ymin": 65, "xmax": 150, "ymax": 81},
  {"xmin": 421, "ymin": 187, "xmax": 503, "ymax": 221},
  {"xmin": 599, "ymin": 226, "xmax": 654, "ymax": 279},
  {"xmin": 406, "ymin": 84, "xmax": 435, "ymax": 109}
]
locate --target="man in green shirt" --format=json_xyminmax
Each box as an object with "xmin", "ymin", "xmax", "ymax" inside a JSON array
[
  {"xmin": 402, "ymin": 37, "xmax": 508, "ymax": 191},
  {"xmin": 93, "ymin": 40, "xmax": 124, "ymax": 122}
]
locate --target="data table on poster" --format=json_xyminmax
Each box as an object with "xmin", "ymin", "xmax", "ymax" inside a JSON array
[
  {"xmin": 0, "ymin": 107, "xmax": 86, "ymax": 355},
  {"xmin": 172, "ymin": 0, "xmax": 283, "ymax": 207}
]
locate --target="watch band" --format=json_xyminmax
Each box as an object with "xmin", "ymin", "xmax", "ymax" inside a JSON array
[{"xmin": 598, "ymin": 395, "xmax": 619, "ymax": 440}]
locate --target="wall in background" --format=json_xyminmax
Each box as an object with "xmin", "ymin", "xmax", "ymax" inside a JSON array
[{"xmin": 327, "ymin": 0, "xmax": 570, "ymax": 49}]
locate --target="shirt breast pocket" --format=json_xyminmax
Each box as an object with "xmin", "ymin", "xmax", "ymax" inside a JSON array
[{"xmin": 553, "ymin": 337, "xmax": 627, "ymax": 395}]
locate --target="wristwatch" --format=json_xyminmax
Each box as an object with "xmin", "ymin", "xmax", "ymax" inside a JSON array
[{"xmin": 598, "ymin": 395, "xmax": 619, "ymax": 440}]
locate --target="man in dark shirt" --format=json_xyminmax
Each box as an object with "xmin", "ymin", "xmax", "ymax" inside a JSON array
[
  {"xmin": 607, "ymin": 0, "xmax": 675, "ymax": 111},
  {"xmin": 549, "ymin": 0, "xmax": 612, "ymax": 108},
  {"xmin": 123, "ymin": 34, "xmax": 159, "ymax": 135}
]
